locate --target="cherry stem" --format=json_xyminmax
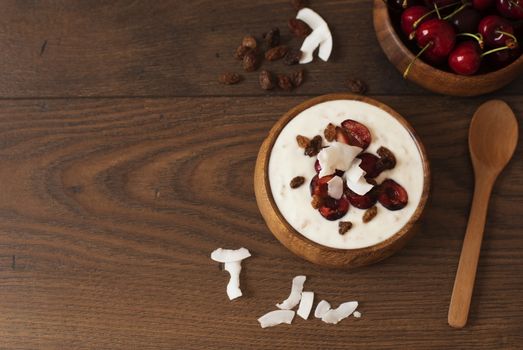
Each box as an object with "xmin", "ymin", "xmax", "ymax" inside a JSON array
[
  {"xmin": 403, "ymin": 43, "xmax": 431, "ymax": 79},
  {"xmin": 509, "ymin": 0, "xmax": 523, "ymax": 10},
  {"xmin": 443, "ymin": 3, "xmax": 468, "ymax": 20},
  {"xmin": 411, "ymin": 1, "xmax": 462, "ymax": 32},
  {"xmin": 457, "ymin": 32, "xmax": 485, "ymax": 49},
  {"xmin": 481, "ymin": 45, "xmax": 512, "ymax": 57},
  {"xmin": 434, "ymin": 2, "xmax": 442, "ymax": 19},
  {"xmin": 496, "ymin": 30, "xmax": 519, "ymax": 48},
  {"xmin": 402, "ymin": 0, "xmax": 408, "ymax": 8}
]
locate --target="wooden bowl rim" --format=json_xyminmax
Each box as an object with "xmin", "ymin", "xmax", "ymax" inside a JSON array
[
  {"xmin": 373, "ymin": 0, "xmax": 523, "ymax": 81},
  {"xmin": 260, "ymin": 93, "xmax": 431, "ymax": 257}
]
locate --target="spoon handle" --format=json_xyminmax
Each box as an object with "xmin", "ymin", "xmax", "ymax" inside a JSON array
[{"xmin": 448, "ymin": 176, "xmax": 494, "ymax": 328}]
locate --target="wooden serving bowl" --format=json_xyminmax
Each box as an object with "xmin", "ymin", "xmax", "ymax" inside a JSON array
[
  {"xmin": 254, "ymin": 93, "xmax": 431, "ymax": 268},
  {"xmin": 373, "ymin": 0, "xmax": 523, "ymax": 96}
]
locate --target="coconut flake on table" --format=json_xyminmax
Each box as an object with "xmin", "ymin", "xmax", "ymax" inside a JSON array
[
  {"xmin": 317, "ymin": 142, "xmax": 362, "ymax": 178},
  {"xmin": 276, "ymin": 275, "xmax": 306, "ymax": 310},
  {"xmin": 321, "ymin": 301, "xmax": 359, "ymax": 324},
  {"xmin": 314, "ymin": 300, "xmax": 331, "ymax": 319},
  {"xmin": 296, "ymin": 291, "xmax": 314, "ymax": 320},
  {"xmin": 296, "ymin": 8, "xmax": 333, "ymax": 63},
  {"xmin": 353, "ymin": 311, "xmax": 362, "ymax": 318},
  {"xmin": 210, "ymin": 247, "xmax": 251, "ymax": 300},
  {"xmin": 327, "ymin": 176, "xmax": 344, "ymax": 200},
  {"xmin": 258, "ymin": 310, "xmax": 296, "ymax": 329}
]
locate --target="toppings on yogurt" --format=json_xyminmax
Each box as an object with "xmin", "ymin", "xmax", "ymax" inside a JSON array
[
  {"xmin": 338, "ymin": 221, "xmax": 353, "ymax": 235},
  {"xmin": 290, "ymin": 176, "xmax": 305, "ymax": 189},
  {"xmin": 362, "ymin": 206, "xmax": 378, "ymax": 223},
  {"xmin": 378, "ymin": 179, "xmax": 409, "ymax": 211},
  {"xmin": 304, "ymin": 135, "xmax": 323, "ymax": 157},
  {"xmin": 324, "ymin": 123, "xmax": 337, "ymax": 142}
]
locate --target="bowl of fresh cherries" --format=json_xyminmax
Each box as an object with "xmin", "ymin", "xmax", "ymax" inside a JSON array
[{"xmin": 374, "ymin": 0, "xmax": 523, "ymax": 96}]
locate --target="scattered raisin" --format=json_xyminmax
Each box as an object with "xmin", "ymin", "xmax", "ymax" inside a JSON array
[
  {"xmin": 324, "ymin": 123, "xmax": 336, "ymax": 142},
  {"xmin": 265, "ymin": 45, "xmax": 289, "ymax": 61},
  {"xmin": 218, "ymin": 72, "xmax": 242, "ymax": 85},
  {"xmin": 290, "ymin": 176, "xmax": 305, "ymax": 189},
  {"xmin": 377, "ymin": 146, "xmax": 397, "ymax": 170},
  {"xmin": 277, "ymin": 74, "xmax": 293, "ymax": 91},
  {"xmin": 234, "ymin": 45, "xmax": 251, "ymax": 60},
  {"xmin": 288, "ymin": 18, "xmax": 312, "ymax": 38},
  {"xmin": 242, "ymin": 51, "xmax": 260, "ymax": 72},
  {"xmin": 304, "ymin": 135, "xmax": 322, "ymax": 157},
  {"xmin": 363, "ymin": 206, "xmax": 378, "ymax": 223},
  {"xmin": 339, "ymin": 221, "xmax": 353, "ymax": 235},
  {"xmin": 284, "ymin": 49, "xmax": 302, "ymax": 65},
  {"xmin": 290, "ymin": 69, "xmax": 305, "ymax": 88},
  {"xmin": 296, "ymin": 135, "xmax": 310, "ymax": 148},
  {"xmin": 291, "ymin": 0, "xmax": 309, "ymax": 10},
  {"xmin": 242, "ymin": 35, "xmax": 257, "ymax": 49},
  {"xmin": 263, "ymin": 27, "xmax": 280, "ymax": 48},
  {"xmin": 311, "ymin": 194, "xmax": 323, "ymax": 209},
  {"xmin": 259, "ymin": 70, "xmax": 275, "ymax": 90},
  {"xmin": 347, "ymin": 79, "xmax": 368, "ymax": 94}
]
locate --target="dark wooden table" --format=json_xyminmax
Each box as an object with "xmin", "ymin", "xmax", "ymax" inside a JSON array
[{"xmin": 0, "ymin": 1, "xmax": 522, "ymax": 349}]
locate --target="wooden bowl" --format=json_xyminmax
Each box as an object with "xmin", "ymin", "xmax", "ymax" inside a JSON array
[
  {"xmin": 373, "ymin": 0, "xmax": 523, "ymax": 96},
  {"xmin": 254, "ymin": 93, "xmax": 431, "ymax": 268}
]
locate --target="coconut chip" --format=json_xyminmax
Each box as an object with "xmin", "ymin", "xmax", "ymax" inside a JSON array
[
  {"xmin": 258, "ymin": 310, "xmax": 295, "ymax": 328},
  {"xmin": 296, "ymin": 291, "xmax": 314, "ymax": 320},
  {"xmin": 211, "ymin": 247, "xmax": 251, "ymax": 300},
  {"xmin": 296, "ymin": 8, "xmax": 333, "ymax": 63},
  {"xmin": 327, "ymin": 176, "xmax": 344, "ymax": 200},
  {"xmin": 314, "ymin": 300, "xmax": 331, "ymax": 318},
  {"xmin": 211, "ymin": 247, "xmax": 251, "ymax": 263},
  {"xmin": 317, "ymin": 142, "xmax": 362, "ymax": 178},
  {"xmin": 353, "ymin": 311, "xmax": 362, "ymax": 318},
  {"xmin": 321, "ymin": 301, "xmax": 359, "ymax": 324},
  {"xmin": 346, "ymin": 175, "xmax": 374, "ymax": 196},
  {"xmin": 276, "ymin": 275, "xmax": 306, "ymax": 310}
]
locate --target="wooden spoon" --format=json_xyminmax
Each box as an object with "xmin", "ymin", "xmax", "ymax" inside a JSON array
[{"xmin": 448, "ymin": 100, "xmax": 519, "ymax": 328}]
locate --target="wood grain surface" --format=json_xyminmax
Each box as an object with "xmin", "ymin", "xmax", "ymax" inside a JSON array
[{"xmin": 0, "ymin": 1, "xmax": 522, "ymax": 349}]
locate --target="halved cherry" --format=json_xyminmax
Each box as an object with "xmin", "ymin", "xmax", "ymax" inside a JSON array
[
  {"xmin": 346, "ymin": 188, "xmax": 378, "ymax": 210},
  {"xmin": 341, "ymin": 119, "xmax": 371, "ymax": 149},
  {"xmin": 378, "ymin": 179, "xmax": 409, "ymax": 211},
  {"xmin": 319, "ymin": 196, "xmax": 350, "ymax": 221},
  {"xmin": 309, "ymin": 174, "xmax": 334, "ymax": 197},
  {"xmin": 335, "ymin": 126, "xmax": 351, "ymax": 144},
  {"xmin": 357, "ymin": 153, "xmax": 381, "ymax": 178}
]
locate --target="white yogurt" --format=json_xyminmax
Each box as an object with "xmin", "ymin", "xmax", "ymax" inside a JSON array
[{"xmin": 268, "ymin": 100, "xmax": 425, "ymax": 249}]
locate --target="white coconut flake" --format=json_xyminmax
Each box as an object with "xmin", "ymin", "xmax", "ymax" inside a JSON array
[
  {"xmin": 297, "ymin": 291, "xmax": 314, "ymax": 320},
  {"xmin": 321, "ymin": 301, "xmax": 359, "ymax": 324},
  {"xmin": 353, "ymin": 311, "xmax": 362, "ymax": 318},
  {"xmin": 211, "ymin": 247, "xmax": 251, "ymax": 263},
  {"xmin": 346, "ymin": 175, "xmax": 374, "ymax": 196},
  {"xmin": 258, "ymin": 310, "xmax": 295, "ymax": 328},
  {"xmin": 318, "ymin": 142, "xmax": 362, "ymax": 178},
  {"xmin": 346, "ymin": 158, "xmax": 366, "ymax": 182},
  {"xmin": 276, "ymin": 275, "xmax": 306, "ymax": 310},
  {"xmin": 314, "ymin": 300, "xmax": 331, "ymax": 319},
  {"xmin": 327, "ymin": 176, "xmax": 344, "ymax": 200},
  {"xmin": 296, "ymin": 8, "xmax": 333, "ymax": 63}
]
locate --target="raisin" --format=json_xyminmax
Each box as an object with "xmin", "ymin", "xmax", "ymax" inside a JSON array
[
  {"xmin": 288, "ymin": 18, "xmax": 312, "ymax": 38},
  {"xmin": 290, "ymin": 69, "xmax": 305, "ymax": 87},
  {"xmin": 265, "ymin": 45, "xmax": 289, "ymax": 61},
  {"xmin": 234, "ymin": 45, "xmax": 251, "ymax": 60},
  {"xmin": 218, "ymin": 72, "xmax": 242, "ymax": 85},
  {"xmin": 304, "ymin": 135, "xmax": 322, "ymax": 157},
  {"xmin": 263, "ymin": 27, "xmax": 280, "ymax": 48},
  {"xmin": 291, "ymin": 0, "xmax": 309, "ymax": 10},
  {"xmin": 277, "ymin": 74, "xmax": 293, "ymax": 91},
  {"xmin": 259, "ymin": 70, "xmax": 275, "ymax": 90},
  {"xmin": 377, "ymin": 146, "xmax": 397, "ymax": 170},
  {"xmin": 311, "ymin": 194, "xmax": 323, "ymax": 209},
  {"xmin": 362, "ymin": 206, "xmax": 378, "ymax": 223},
  {"xmin": 347, "ymin": 79, "xmax": 368, "ymax": 94},
  {"xmin": 284, "ymin": 49, "xmax": 302, "ymax": 65},
  {"xmin": 242, "ymin": 35, "xmax": 257, "ymax": 49},
  {"xmin": 324, "ymin": 123, "xmax": 336, "ymax": 142},
  {"xmin": 296, "ymin": 135, "xmax": 310, "ymax": 148},
  {"xmin": 290, "ymin": 176, "xmax": 305, "ymax": 189},
  {"xmin": 338, "ymin": 221, "xmax": 353, "ymax": 235},
  {"xmin": 242, "ymin": 51, "xmax": 260, "ymax": 72}
]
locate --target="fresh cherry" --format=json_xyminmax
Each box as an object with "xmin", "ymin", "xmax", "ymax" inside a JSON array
[
  {"xmin": 378, "ymin": 179, "xmax": 409, "ymax": 211},
  {"xmin": 451, "ymin": 7, "xmax": 482, "ymax": 33},
  {"xmin": 479, "ymin": 15, "xmax": 517, "ymax": 48},
  {"xmin": 310, "ymin": 174, "xmax": 334, "ymax": 197},
  {"xmin": 387, "ymin": 0, "xmax": 419, "ymax": 11},
  {"xmin": 472, "ymin": 0, "xmax": 495, "ymax": 10},
  {"xmin": 346, "ymin": 188, "xmax": 378, "ymax": 209},
  {"xmin": 357, "ymin": 153, "xmax": 382, "ymax": 178},
  {"xmin": 401, "ymin": 6, "xmax": 432, "ymax": 38},
  {"xmin": 497, "ymin": 0, "xmax": 523, "ymax": 20},
  {"xmin": 340, "ymin": 119, "xmax": 372, "ymax": 150},
  {"xmin": 485, "ymin": 46, "xmax": 522, "ymax": 68},
  {"xmin": 319, "ymin": 196, "xmax": 350, "ymax": 221},
  {"xmin": 448, "ymin": 41, "xmax": 482, "ymax": 75},
  {"xmin": 416, "ymin": 18, "xmax": 456, "ymax": 65}
]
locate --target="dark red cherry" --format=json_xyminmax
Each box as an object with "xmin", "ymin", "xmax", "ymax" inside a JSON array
[
  {"xmin": 416, "ymin": 19, "xmax": 456, "ymax": 65},
  {"xmin": 451, "ymin": 8, "xmax": 481, "ymax": 34},
  {"xmin": 340, "ymin": 119, "xmax": 372, "ymax": 150},
  {"xmin": 346, "ymin": 188, "xmax": 378, "ymax": 210},
  {"xmin": 448, "ymin": 41, "xmax": 482, "ymax": 75},
  {"xmin": 319, "ymin": 196, "xmax": 350, "ymax": 221},
  {"xmin": 401, "ymin": 6, "xmax": 432, "ymax": 38},
  {"xmin": 472, "ymin": 0, "xmax": 495, "ymax": 10},
  {"xmin": 479, "ymin": 15, "xmax": 516, "ymax": 48},
  {"xmin": 387, "ymin": 0, "xmax": 419, "ymax": 11},
  {"xmin": 310, "ymin": 174, "xmax": 334, "ymax": 197},
  {"xmin": 335, "ymin": 126, "xmax": 351, "ymax": 144},
  {"xmin": 357, "ymin": 153, "xmax": 381, "ymax": 178},
  {"xmin": 485, "ymin": 47, "xmax": 521, "ymax": 69},
  {"xmin": 378, "ymin": 179, "xmax": 409, "ymax": 211},
  {"xmin": 497, "ymin": 0, "xmax": 523, "ymax": 20}
]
